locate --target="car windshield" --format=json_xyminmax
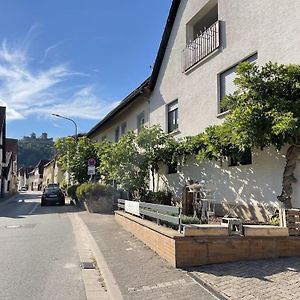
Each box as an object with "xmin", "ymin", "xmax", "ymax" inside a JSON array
[{"xmin": 45, "ymin": 188, "xmax": 60, "ymax": 193}]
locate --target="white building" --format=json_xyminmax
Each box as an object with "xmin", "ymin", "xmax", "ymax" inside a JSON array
[
  {"xmin": 147, "ymin": 0, "xmax": 300, "ymax": 218},
  {"xmin": 87, "ymin": 0, "xmax": 300, "ymax": 220}
]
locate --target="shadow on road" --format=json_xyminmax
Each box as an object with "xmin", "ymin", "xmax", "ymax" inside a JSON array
[{"xmin": 0, "ymin": 192, "xmax": 85, "ymax": 219}]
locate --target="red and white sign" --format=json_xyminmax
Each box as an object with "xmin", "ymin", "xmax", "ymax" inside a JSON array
[{"xmin": 88, "ymin": 158, "xmax": 96, "ymax": 166}]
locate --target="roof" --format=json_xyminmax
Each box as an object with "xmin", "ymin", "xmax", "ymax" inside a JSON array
[
  {"xmin": 32, "ymin": 160, "xmax": 51, "ymax": 175},
  {"xmin": 149, "ymin": 0, "xmax": 181, "ymax": 90},
  {"xmin": 6, "ymin": 138, "xmax": 18, "ymax": 161},
  {"xmin": 87, "ymin": 77, "xmax": 150, "ymax": 137},
  {"xmin": 18, "ymin": 166, "xmax": 34, "ymax": 176},
  {"xmin": 44, "ymin": 158, "xmax": 55, "ymax": 168},
  {"xmin": 0, "ymin": 106, "xmax": 5, "ymax": 133},
  {"xmin": 0, "ymin": 106, "xmax": 6, "ymax": 163}
]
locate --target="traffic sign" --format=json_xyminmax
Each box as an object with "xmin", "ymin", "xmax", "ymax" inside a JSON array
[
  {"xmin": 88, "ymin": 166, "xmax": 96, "ymax": 175},
  {"xmin": 88, "ymin": 158, "xmax": 96, "ymax": 166}
]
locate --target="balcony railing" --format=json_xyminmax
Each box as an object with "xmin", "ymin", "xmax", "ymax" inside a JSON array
[{"xmin": 183, "ymin": 21, "xmax": 220, "ymax": 71}]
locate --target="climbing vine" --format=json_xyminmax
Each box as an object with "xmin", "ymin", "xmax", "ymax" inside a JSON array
[{"xmin": 56, "ymin": 62, "xmax": 300, "ymax": 207}]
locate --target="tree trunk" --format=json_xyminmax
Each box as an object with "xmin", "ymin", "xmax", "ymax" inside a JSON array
[
  {"xmin": 277, "ymin": 144, "xmax": 300, "ymax": 208},
  {"xmin": 151, "ymin": 167, "xmax": 155, "ymax": 191}
]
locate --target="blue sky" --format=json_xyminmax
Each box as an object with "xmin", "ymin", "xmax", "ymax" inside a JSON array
[{"xmin": 0, "ymin": 0, "xmax": 172, "ymax": 139}]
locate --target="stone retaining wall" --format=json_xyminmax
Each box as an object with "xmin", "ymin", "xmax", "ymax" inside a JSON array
[
  {"xmin": 115, "ymin": 211, "xmax": 300, "ymax": 268},
  {"xmin": 83, "ymin": 196, "xmax": 117, "ymax": 213}
]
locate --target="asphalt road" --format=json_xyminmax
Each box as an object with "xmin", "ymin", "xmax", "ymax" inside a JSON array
[{"xmin": 0, "ymin": 191, "xmax": 86, "ymax": 300}]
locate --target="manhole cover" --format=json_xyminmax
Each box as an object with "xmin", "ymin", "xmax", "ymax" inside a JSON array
[
  {"xmin": 80, "ymin": 262, "xmax": 96, "ymax": 269},
  {"xmin": 4, "ymin": 224, "xmax": 36, "ymax": 229},
  {"xmin": 5, "ymin": 225, "xmax": 22, "ymax": 229}
]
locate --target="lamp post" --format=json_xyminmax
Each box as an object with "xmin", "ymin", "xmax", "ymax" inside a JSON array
[
  {"xmin": 52, "ymin": 114, "xmax": 78, "ymax": 190},
  {"xmin": 51, "ymin": 114, "xmax": 78, "ymax": 141}
]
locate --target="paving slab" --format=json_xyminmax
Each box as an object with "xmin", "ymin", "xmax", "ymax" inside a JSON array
[
  {"xmin": 79, "ymin": 212, "xmax": 217, "ymax": 300},
  {"xmin": 190, "ymin": 257, "xmax": 300, "ymax": 300}
]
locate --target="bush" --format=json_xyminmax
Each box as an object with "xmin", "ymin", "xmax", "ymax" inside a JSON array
[
  {"xmin": 60, "ymin": 179, "xmax": 68, "ymax": 191},
  {"xmin": 181, "ymin": 215, "xmax": 201, "ymax": 224},
  {"xmin": 269, "ymin": 216, "xmax": 280, "ymax": 226},
  {"xmin": 67, "ymin": 184, "xmax": 80, "ymax": 200},
  {"xmin": 76, "ymin": 183, "xmax": 116, "ymax": 201},
  {"xmin": 142, "ymin": 190, "xmax": 173, "ymax": 205}
]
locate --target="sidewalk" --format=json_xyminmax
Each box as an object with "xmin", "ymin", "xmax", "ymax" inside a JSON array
[
  {"xmin": 190, "ymin": 257, "xmax": 300, "ymax": 300},
  {"xmin": 79, "ymin": 212, "xmax": 217, "ymax": 300}
]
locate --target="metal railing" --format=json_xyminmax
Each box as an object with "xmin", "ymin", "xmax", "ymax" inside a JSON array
[
  {"xmin": 117, "ymin": 199, "xmax": 182, "ymax": 231},
  {"xmin": 183, "ymin": 21, "xmax": 220, "ymax": 71}
]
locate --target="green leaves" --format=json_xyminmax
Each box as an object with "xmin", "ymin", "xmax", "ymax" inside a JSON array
[
  {"xmin": 55, "ymin": 136, "xmax": 99, "ymax": 183},
  {"xmin": 184, "ymin": 62, "xmax": 300, "ymax": 161},
  {"xmin": 55, "ymin": 62, "xmax": 300, "ymax": 198}
]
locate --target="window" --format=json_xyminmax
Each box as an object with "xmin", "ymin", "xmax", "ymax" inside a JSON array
[
  {"xmin": 219, "ymin": 53, "xmax": 257, "ymax": 112},
  {"xmin": 187, "ymin": 1, "xmax": 218, "ymax": 42},
  {"xmin": 115, "ymin": 127, "xmax": 120, "ymax": 142},
  {"xmin": 168, "ymin": 100, "xmax": 178, "ymax": 133},
  {"xmin": 137, "ymin": 112, "xmax": 145, "ymax": 133},
  {"xmin": 229, "ymin": 149, "xmax": 252, "ymax": 167},
  {"xmin": 121, "ymin": 122, "xmax": 127, "ymax": 135}
]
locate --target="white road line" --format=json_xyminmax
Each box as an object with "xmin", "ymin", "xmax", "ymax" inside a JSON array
[{"xmin": 28, "ymin": 203, "xmax": 39, "ymax": 215}]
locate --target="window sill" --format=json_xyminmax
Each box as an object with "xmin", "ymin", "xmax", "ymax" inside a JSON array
[
  {"xmin": 216, "ymin": 110, "xmax": 230, "ymax": 118},
  {"xmin": 167, "ymin": 129, "xmax": 180, "ymax": 136}
]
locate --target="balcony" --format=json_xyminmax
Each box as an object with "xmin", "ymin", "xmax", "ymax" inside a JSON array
[{"xmin": 183, "ymin": 21, "xmax": 220, "ymax": 72}]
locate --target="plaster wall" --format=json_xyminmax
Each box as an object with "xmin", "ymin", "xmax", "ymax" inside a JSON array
[
  {"xmin": 149, "ymin": 0, "xmax": 300, "ymax": 209},
  {"xmin": 90, "ymin": 96, "xmax": 149, "ymax": 142},
  {"xmin": 54, "ymin": 162, "xmax": 63, "ymax": 185},
  {"xmin": 43, "ymin": 162, "xmax": 55, "ymax": 187}
]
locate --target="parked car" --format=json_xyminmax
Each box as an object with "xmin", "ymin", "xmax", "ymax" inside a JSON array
[
  {"xmin": 41, "ymin": 187, "xmax": 65, "ymax": 206},
  {"xmin": 46, "ymin": 183, "xmax": 59, "ymax": 188},
  {"xmin": 20, "ymin": 186, "xmax": 28, "ymax": 191}
]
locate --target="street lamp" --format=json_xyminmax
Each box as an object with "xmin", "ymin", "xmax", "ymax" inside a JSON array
[
  {"xmin": 52, "ymin": 114, "xmax": 78, "ymax": 191},
  {"xmin": 51, "ymin": 114, "xmax": 78, "ymax": 141}
]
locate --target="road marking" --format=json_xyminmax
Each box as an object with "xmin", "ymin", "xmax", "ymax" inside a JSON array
[{"xmin": 28, "ymin": 203, "xmax": 39, "ymax": 215}]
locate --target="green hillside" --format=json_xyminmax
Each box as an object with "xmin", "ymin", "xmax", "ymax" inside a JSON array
[{"xmin": 18, "ymin": 132, "xmax": 54, "ymax": 168}]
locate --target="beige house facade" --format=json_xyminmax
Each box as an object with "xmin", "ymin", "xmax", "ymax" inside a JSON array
[
  {"xmin": 42, "ymin": 158, "xmax": 64, "ymax": 188},
  {"xmin": 147, "ymin": 0, "xmax": 300, "ymax": 216},
  {"xmin": 42, "ymin": 159, "xmax": 55, "ymax": 188}
]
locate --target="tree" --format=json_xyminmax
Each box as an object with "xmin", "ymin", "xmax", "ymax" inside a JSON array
[
  {"xmin": 100, "ymin": 131, "xmax": 149, "ymax": 198},
  {"xmin": 55, "ymin": 136, "xmax": 99, "ymax": 184},
  {"xmin": 137, "ymin": 125, "xmax": 177, "ymax": 191},
  {"xmin": 194, "ymin": 62, "xmax": 300, "ymax": 208},
  {"xmin": 97, "ymin": 126, "xmax": 179, "ymax": 198}
]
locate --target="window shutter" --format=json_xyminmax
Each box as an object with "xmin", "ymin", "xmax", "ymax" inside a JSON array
[
  {"xmin": 220, "ymin": 53, "xmax": 257, "ymax": 99},
  {"xmin": 220, "ymin": 66, "xmax": 237, "ymax": 99}
]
